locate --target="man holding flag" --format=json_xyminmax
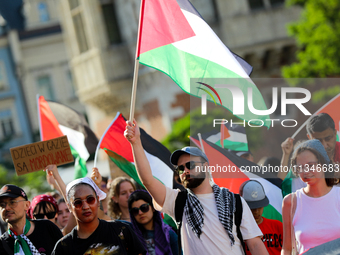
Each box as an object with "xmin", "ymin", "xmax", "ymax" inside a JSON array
[{"xmin": 125, "ymin": 120, "xmax": 268, "ymax": 255}]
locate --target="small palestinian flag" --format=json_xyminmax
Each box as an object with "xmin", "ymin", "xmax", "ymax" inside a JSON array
[
  {"xmin": 190, "ymin": 135, "xmax": 283, "ymax": 222},
  {"xmin": 202, "ymin": 123, "xmax": 248, "ymax": 151},
  {"xmin": 38, "ymin": 96, "xmax": 98, "ymax": 178},
  {"xmin": 98, "ymin": 112, "xmax": 174, "ymax": 188}
]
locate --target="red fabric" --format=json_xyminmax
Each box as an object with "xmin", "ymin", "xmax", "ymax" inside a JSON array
[
  {"xmin": 317, "ymin": 94, "xmax": 340, "ymax": 131},
  {"xmin": 99, "ymin": 114, "xmax": 134, "ymax": 163},
  {"xmin": 28, "ymin": 194, "xmax": 58, "ymax": 219},
  {"xmin": 333, "ymin": 141, "xmax": 340, "ymax": 164},
  {"xmin": 137, "ymin": 0, "xmax": 195, "ymax": 56},
  {"xmin": 245, "ymin": 217, "xmax": 283, "ymax": 255},
  {"xmin": 39, "ymin": 96, "xmax": 63, "ymax": 140}
]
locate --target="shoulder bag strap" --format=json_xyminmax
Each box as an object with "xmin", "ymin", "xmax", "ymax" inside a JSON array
[
  {"xmin": 234, "ymin": 194, "xmax": 245, "ymax": 254},
  {"xmin": 174, "ymin": 190, "xmax": 188, "ymax": 255}
]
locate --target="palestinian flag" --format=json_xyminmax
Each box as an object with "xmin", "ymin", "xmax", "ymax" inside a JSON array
[
  {"xmin": 202, "ymin": 123, "xmax": 248, "ymax": 151},
  {"xmin": 97, "ymin": 112, "xmax": 174, "ymax": 188},
  {"xmin": 137, "ymin": 0, "xmax": 270, "ymax": 128},
  {"xmin": 190, "ymin": 136, "xmax": 283, "ymax": 221},
  {"xmin": 282, "ymin": 93, "xmax": 340, "ymax": 197},
  {"xmin": 38, "ymin": 96, "xmax": 98, "ymax": 178}
]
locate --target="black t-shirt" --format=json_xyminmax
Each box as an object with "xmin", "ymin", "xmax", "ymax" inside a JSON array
[
  {"xmin": 52, "ymin": 219, "xmax": 146, "ymax": 255},
  {"xmin": 0, "ymin": 219, "xmax": 63, "ymax": 255}
]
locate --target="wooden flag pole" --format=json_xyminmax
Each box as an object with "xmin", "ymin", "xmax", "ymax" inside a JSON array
[
  {"xmin": 129, "ymin": 0, "xmax": 145, "ymax": 122},
  {"xmin": 197, "ymin": 133, "xmax": 214, "ymax": 184}
]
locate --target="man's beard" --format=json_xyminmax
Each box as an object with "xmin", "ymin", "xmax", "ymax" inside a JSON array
[{"xmin": 182, "ymin": 170, "xmax": 206, "ymax": 189}]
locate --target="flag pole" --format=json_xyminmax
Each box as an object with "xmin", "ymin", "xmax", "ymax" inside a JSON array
[
  {"xmin": 291, "ymin": 93, "xmax": 340, "ymax": 138},
  {"xmin": 36, "ymin": 94, "xmax": 43, "ymax": 141},
  {"xmin": 93, "ymin": 112, "xmax": 120, "ymax": 168},
  {"xmin": 129, "ymin": 0, "xmax": 145, "ymax": 122},
  {"xmin": 197, "ymin": 133, "xmax": 214, "ymax": 184},
  {"xmin": 221, "ymin": 119, "xmax": 224, "ymax": 149}
]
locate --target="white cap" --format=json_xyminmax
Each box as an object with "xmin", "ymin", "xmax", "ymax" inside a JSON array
[{"xmin": 66, "ymin": 177, "xmax": 107, "ymax": 201}]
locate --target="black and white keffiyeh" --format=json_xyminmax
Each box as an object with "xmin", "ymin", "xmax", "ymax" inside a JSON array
[{"xmin": 184, "ymin": 184, "xmax": 236, "ymax": 245}]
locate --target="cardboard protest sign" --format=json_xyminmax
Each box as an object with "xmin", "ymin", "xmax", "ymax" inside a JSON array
[{"xmin": 10, "ymin": 136, "xmax": 74, "ymax": 176}]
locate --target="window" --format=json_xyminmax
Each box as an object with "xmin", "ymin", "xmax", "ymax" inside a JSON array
[
  {"xmin": 0, "ymin": 110, "xmax": 15, "ymax": 138},
  {"xmin": 248, "ymin": 0, "xmax": 285, "ymax": 10},
  {"xmin": 37, "ymin": 75, "xmax": 55, "ymax": 100},
  {"xmin": 38, "ymin": 2, "xmax": 50, "ymax": 22},
  {"xmin": 270, "ymin": 0, "xmax": 285, "ymax": 6},
  {"xmin": 67, "ymin": 70, "xmax": 77, "ymax": 98},
  {"xmin": 69, "ymin": 0, "xmax": 89, "ymax": 53},
  {"xmin": 102, "ymin": 3, "xmax": 122, "ymax": 44},
  {"xmin": 0, "ymin": 61, "xmax": 8, "ymax": 90},
  {"xmin": 280, "ymin": 45, "xmax": 296, "ymax": 66},
  {"xmin": 248, "ymin": 0, "xmax": 265, "ymax": 10}
]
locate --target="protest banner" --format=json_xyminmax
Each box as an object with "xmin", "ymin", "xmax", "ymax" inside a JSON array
[{"xmin": 10, "ymin": 135, "xmax": 74, "ymax": 176}]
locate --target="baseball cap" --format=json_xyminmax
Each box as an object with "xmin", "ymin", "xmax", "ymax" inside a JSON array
[
  {"xmin": 0, "ymin": 184, "xmax": 28, "ymax": 200},
  {"xmin": 239, "ymin": 180, "xmax": 269, "ymax": 209},
  {"xmin": 235, "ymin": 150, "xmax": 252, "ymax": 157},
  {"xmin": 170, "ymin": 146, "xmax": 209, "ymax": 165}
]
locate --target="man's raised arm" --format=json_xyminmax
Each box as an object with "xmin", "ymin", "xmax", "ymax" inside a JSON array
[{"xmin": 125, "ymin": 120, "xmax": 167, "ymax": 207}]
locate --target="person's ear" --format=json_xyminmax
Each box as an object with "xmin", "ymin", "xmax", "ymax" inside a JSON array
[
  {"xmin": 24, "ymin": 200, "xmax": 30, "ymax": 211},
  {"xmin": 112, "ymin": 196, "xmax": 118, "ymax": 203},
  {"xmin": 307, "ymin": 133, "xmax": 311, "ymax": 140}
]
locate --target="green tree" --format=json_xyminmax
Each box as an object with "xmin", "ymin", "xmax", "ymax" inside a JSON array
[
  {"xmin": 0, "ymin": 165, "xmax": 50, "ymax": 199},
  {"xmin": 282, "ymin": 0, "xmax": 340, "ymax": 102}
]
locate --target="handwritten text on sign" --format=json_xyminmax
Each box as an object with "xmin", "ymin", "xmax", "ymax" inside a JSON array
[{"xmin": 10, "ymin": 136, "xmax": 74, "ymax": 176}]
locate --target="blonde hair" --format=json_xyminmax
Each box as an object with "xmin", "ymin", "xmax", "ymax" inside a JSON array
[{"xmin": 108, "ymin": 177, "xmax": 136, "ymax": 219}]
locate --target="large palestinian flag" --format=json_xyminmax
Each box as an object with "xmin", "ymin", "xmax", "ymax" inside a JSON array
[
  {"xmin": 97, "ymin": 112, "xmax": 175, "ymax": 189},
  {"xmin": 190, "ymin": 136, "xmax": 283, "ymax": 221},
  {"xmin": 137, "ymin": 0, "xmax": 270, "ymax": 127},
  {"xmin": 38, "ymin": 96, "xmax": 98, "ymax": 178}
]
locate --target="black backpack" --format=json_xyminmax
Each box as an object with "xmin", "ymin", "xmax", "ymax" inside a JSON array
[{"xmin": 174, "ymin": 190, "xmax": 245, "ymax": 254}]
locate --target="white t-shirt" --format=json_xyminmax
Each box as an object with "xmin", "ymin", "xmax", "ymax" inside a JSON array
[{"xmin": 154, "ymin": 187, "xmax": 262, "ymax": 255}]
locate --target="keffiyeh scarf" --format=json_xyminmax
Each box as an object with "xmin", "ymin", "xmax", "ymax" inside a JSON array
[
  {"xmin": 8, "ymin": 219, "xmax": 40, "ymax": 255},
  {"xmin": 184, "ymin": 184, "xmax": 236, "ymax": 245}
]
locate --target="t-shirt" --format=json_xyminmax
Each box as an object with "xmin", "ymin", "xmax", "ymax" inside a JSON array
[
  {"xmin": 154, "ymin": 186, "xmax": 262, "ymax": 255},
  {"xmin": 0, "ymin": 219, "xmax": 63, "ymax": 255},
  {"xmin": 52, "ymin": 219, "xmax": 146, "ymax": 255},
  {"xmin": 293, "ymin": 187, "xmax": 340, "ymax": 254},
  {"xmin": 245, "ymin": 217, "xmax": 282, "ymax": 255},
  {"xmin": 142, "ymin": 228, "xmax": 179, "ymax": 255}
]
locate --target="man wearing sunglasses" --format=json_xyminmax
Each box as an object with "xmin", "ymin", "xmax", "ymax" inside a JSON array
[
  {"xmin": 125, "ymin": 120, "xmax": 268, "ymax": 255},
  {"xmin": 0, "ymin": 184, "xmax": 62, "ymax": 255}
]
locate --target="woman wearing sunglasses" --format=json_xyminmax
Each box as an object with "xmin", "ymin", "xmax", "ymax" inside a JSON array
[
  {"xmin": 128, "ymin": 190, "xmax": 178, "ymax": 255},
  {"xmin": 52, "ymin": 177, "xmax": 146, "ymax": 255},
  {"xmin": 281, "ymin": 139, "xmax": 340, "ymax": 254},
  {"xmin": 28, "ymin": 194, "xmax": 59, "ymax": 225}
]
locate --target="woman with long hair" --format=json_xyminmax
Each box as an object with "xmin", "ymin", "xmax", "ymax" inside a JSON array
[
  {"xmin": 128, "ymin": 190, "xmax": 178, "ymax": 255},
  {"xmin": 281, "ymin": 139, "xmax": 340, "ymax": 254},
  {"xmin": 108, "ymin": 177, "xmax": 136, "ymax": 221}
]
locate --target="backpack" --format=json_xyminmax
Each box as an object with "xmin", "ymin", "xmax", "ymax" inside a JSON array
[{"xmin": 174, "ymin": 190, "xmax": 245, "ymax": 254}]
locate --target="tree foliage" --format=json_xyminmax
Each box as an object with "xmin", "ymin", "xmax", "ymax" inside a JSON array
[
  {"xmin": 0, "ymin": 165, "xmax": 50, "ymax": 199},
  {"xmin": 283, "ymin": 0, "xmax": 340, "ymax": 79}
]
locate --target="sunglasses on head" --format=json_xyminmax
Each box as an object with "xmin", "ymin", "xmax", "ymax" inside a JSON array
[
  {"xmin": 34, "ymin": 211, "xmax": 56, "ymax": 219},
  {"xmin": 130, "ymin": 203, "xmax": 150, "ymax": 217},
  {"xmin": 72, "ymin": 196, "xmax": 96, "ymax": 209},
  {"xmin": 176, "ymin": 161, "xmax": 205, "ymax": 174}
]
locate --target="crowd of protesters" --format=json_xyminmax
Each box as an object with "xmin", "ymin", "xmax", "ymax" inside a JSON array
[{"xmin": 0, "ymin": 113, "xmax": 339, "ymax": 254}]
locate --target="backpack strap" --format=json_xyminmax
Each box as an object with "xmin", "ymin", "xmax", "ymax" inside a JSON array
[
  {"xmin": 234, "ymin": 194, "xmax": 245, "ymax": 254},
  {"xmin": 174, "ymin": 190, "xmax": 188, "ymax": 255}
]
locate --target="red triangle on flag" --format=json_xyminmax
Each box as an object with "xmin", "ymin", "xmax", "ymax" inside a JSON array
[
  {"xmin": 38, "ymin": 96, "xmax": 63, "ymax": 141},
  {"xmin": 137, "ymin": 0, "xmax": 195, "ymax": 56}
]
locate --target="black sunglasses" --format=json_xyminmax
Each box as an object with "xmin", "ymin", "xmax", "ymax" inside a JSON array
[
  {"xmin": 176, "ymin": 161, "xmax": 205, "ymax": 174},
  {"xmin": 34, "ymin": 211, "xmax": 56, "ymax": 219},
  {"xmin": 73, "ymin": 196, "xmax": 96, "ymax": 209},
  {"xmin": 130, "ymin": 203, "xmax": 150, "ymax": 217}
]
